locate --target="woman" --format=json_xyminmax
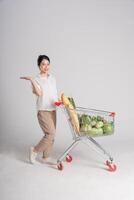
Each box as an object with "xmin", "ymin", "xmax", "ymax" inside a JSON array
[{"xmin": 20, "ymin": 55, "xmax": 58, "ymax": 164}]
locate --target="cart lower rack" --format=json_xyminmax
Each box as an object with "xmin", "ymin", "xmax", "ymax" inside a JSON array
[{"xmin": 54, "ymin": 98, "xmax": 117, "ymax": 172}]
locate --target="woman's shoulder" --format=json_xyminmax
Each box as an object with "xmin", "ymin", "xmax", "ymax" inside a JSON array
[
  {"xmin": 33, "ymin": 74, "xmax": 42, "ymax": 84},
  {"xmin": 49, "ymin": 74, "xmax": 56, "ymax": 81}
]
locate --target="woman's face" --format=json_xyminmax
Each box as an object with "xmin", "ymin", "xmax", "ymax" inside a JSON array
[{"xmin": 39, "ymin": 59, "xmax": 50, "ymax": 73}]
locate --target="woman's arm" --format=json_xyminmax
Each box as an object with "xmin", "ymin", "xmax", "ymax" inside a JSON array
[{"xmin": 20, "ymin": 76, "xmax": 43, "ymax": 96}]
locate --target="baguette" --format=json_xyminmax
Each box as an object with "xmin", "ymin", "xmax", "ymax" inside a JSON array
[{"xmin": 61, "ymin": 93, "xmax": 80, "ymax": 133}]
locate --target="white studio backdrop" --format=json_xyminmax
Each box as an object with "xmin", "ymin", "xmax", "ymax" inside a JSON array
[
  {"xmin": 0, "ymin": 0, "xmax": 134, "ymax": 156},
  {"xmin": 1, "ymin": 1, "xmax": 134, "ymax": 200}
]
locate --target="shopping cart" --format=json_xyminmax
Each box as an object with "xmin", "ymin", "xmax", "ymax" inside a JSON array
[{"xmin": 54, "ymin": 98, "xmax": 117, "ymax": 172}]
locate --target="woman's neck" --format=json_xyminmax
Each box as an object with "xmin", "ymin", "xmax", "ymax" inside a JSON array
[{"xmin": 40, "ymin": 72, "xmax": 49, "ymax": 77}]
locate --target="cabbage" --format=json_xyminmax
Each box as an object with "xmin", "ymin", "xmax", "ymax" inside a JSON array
[
  {"xmin": 92, "ymin": 116, "xmax": 97, "ymax": 121},
  {"xmin": 97, "ymin": 128, "xmax": 103, "ymax": 135},
  {"xmin": 96, "ymin": 121, "xmax": 104, "ymax": 128},
  {"xmin": 88, "ymin": 128, "xmax": 98, "ymax": 135},
  {"xmin": 88, "ymin": 127, "xmax": 103, "ymax": 136},
  {"xmin": 80, "ymin": 124, "xmax": 92, "ymax": 132},
  {"xmin": 80, "ymin": 114, "xmax": 91, "ymax": 125},
  {"xmin": 91, "ymin": 120, "xmax": 97, "ymax": 126},
  {"xmin": 97, "ymin": 116, "xmax": 104, "ymax": 121},
  {"xmin": 103, "ymin": 123, "xmax": 113, "ymax": 134}
]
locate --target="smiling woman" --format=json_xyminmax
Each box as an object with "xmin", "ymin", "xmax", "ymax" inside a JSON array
[
  {"xmin": 37, "ymin": 55, "xmax": 50, "ymax": 73},
  {"xmin": 20, "ymin": 55, "xmax": 58, "ymax": 164}
]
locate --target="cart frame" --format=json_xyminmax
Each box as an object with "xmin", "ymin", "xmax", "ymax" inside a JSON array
[{"xmin": 56, "ymin": 104, "xmax": 117, "ymax": 172}]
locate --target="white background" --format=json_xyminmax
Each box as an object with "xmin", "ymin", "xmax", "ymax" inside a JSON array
[{"xmin": 0, "ymin": 0, "xmax": 134, "ymax": 200}]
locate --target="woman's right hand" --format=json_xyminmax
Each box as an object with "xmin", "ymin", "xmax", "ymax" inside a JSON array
[{"xmin": 20, "ymin": 76, "xmax": 33, "ymax": 81}]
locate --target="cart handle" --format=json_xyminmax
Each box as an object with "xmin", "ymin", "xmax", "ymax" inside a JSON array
[
  {"xmin": 109, "ymin": 112, "xmax": 116, "ymax": 117},
  {"xmin": 54, "ymin": 101, "xmax": 63, "ymax": 106}
]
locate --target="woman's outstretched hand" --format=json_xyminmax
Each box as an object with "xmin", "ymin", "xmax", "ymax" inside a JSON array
[{"xmin": 20, "ymin": 76, "xmax": 33, "ymax": 81}]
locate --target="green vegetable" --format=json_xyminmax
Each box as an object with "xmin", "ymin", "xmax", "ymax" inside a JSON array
[
  {"xmin": 68, "ymin": 97, "xmax": 76, "ymax": 109},
  {"xmin": 96, "ymin": 121, "xmax": 104, "ymax": 128},
  {"xmin": 88, "ymin": 128, "xmax": 98, "ymax": 135},
  {"xmin": 91, "ymin": 120, "xmax": 97, "ymax": 126},
  {"xmin": 97, "ymin": 116, "xmax": 103, "ymax": 121},
  {"xmin": 103, "ymin": 123, "xmax": 113, "ymax": 134},
  {"xmin": 97, "ymin": 128, "xmax": 103, "ymax": 135},
  {"xmin": 78, "ymin": 113, "xmax": 114, "ymax": 136},
  {"xmin": 81, "ymin": 114, "xmax": 91, "ymax": 125},
  {"xmin": 102, "ymin": 119, "xmax": 108, "ymax": 124},
  {"xmin": 80, "ymin": 124, "xmax": 92, "ymax": 132},
  {"xmin": 92, "ymin": 116, "xmax": 97, "ymax": 121},
  {"xmin": 88, "ymin": 127, "xmax": 103, "ymax": 136}
]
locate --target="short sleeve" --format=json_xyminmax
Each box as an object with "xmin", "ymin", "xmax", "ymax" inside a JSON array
[
  {"xmin": 30, "ymin": 78, "xmax": 41, "ymax": 97},
  {"xmin": 30, "ymin": 82, "xmax": 41, "ymax": 90},
  {"xmin": 34, "ymin": 78, "xmax": 41, "ymax": 89}
]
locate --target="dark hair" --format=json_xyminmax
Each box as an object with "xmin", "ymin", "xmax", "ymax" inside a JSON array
[{"xmin": 37, "ymin": 55, "xmax": 50, "ymax": 67}]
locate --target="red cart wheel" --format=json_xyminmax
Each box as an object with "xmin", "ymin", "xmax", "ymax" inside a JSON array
[
  {"xmin": 66, "ymin": 155, "xmax": 73, "ymax": 163},
  {"xmin": 57, "ymin": 163, "xmax": 63, "ymax": 171},
  {"xmin": 106, "ymin": 160, "xmax": 117, "ymax": 172}
]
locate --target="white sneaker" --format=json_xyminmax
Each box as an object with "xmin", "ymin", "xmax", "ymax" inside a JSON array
[{"xmin": 29, "ymin": 147, "xmax": 37, "ymax": 164}]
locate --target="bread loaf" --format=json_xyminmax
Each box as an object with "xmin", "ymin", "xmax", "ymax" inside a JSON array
[{"xmin": 61, "ymin": 93, "xmax": 80, "ymax": 133}]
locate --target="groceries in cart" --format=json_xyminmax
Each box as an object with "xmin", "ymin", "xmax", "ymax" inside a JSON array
[
  {"xmin": 78, "ymin": 114, "xmax": 114, "ymax": 136},
  {"xmin": 56, "ymin": 93, "xmax": 115, "ymax": 137}
]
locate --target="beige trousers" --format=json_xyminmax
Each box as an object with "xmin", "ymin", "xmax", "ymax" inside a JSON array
[{"xmin": 34, "ymin": 110, "xmax": 56, "ymax": 158}]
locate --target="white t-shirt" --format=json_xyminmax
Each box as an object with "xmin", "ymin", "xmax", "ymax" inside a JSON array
[{"xmin": 33, "ymin": 73, "xmax": 58, "ymax": 112}]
